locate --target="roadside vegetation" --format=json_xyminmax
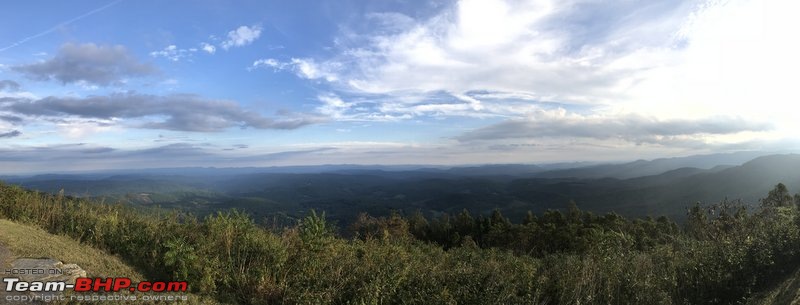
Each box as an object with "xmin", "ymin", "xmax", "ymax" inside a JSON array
[
  {"xmin": 0, "ymin": 219, "xmax": 221, "ymax": 305},
  {"xmin": 2, "ymin": 181, "xmax": 800, "ymax": 304}
]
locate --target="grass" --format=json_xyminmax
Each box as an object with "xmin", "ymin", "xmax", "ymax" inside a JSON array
[
  {"xmin": 0, "ymin": 218, "xmax": 145, "ymax": 280},
  {"xmin": 0, "ymin": 219, "xmax": 223, "ymax": 305}
]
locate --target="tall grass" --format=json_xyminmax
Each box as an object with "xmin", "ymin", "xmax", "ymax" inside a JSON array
[{"xmin": 2, "ymin": 181, "xmax": 800, "ymax": 304}]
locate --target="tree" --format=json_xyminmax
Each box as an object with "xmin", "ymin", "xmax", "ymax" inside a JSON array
[
  {"xmin": 299, "ymin": 210, "xmax": 332, "ymax": 250},
  {"xmin": 454, "ymin": 209, "xmax": 475, "ymax": 237},
  {"xmin": 686, "ymin": 202, "xmax": 708, "ymax": 239},
  {"xmin": 761, "ymin": 183, "xmax": 794, "ymax": 207},
  {"xmin": 489, "ymin": 209, "xmax": 510, "ymax": 228},
  {"xmin": 794, "ymin": 193, "xmax": 800, "ymax": 208},
  {"xmin": 567, "ymin": 200, "xmax": 582, "ymax": 224},
  {"xmin": 523, "ymin": 211, "xmax": 538, "ymax": 225},
  {"xmin": 163, "ymin": 237, "xmax": 197, "ymax": 280},
  {"xmin": 407, "ymin": 210, "xmax": 430, "ymax": 240}
]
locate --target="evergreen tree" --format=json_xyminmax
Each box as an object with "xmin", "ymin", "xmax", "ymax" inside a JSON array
[{"xmin": 761, "ymin": 183, "xmax": 793, "ymax": 207}]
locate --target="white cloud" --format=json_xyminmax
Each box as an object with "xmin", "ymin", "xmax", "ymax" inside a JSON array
[
  {"xmin": 282, "ymin": 0, "xmax": 800, "ymax": 148},
  {"xmin": 290, "ymin": 58, "xmax": 339, "ymax": 81},
  {"xmin": 55, "ymin": 118, "xmax": 118, "ymax": 139},
  {"xmin": 317, "ymin": 94, "xmax": 352, "ymax": 119},
  {"xmin": 149, "ymin": 25, "xmax": 261, "ymax": 62},
  {"xmin": 251, "ymin": 58, "xmax": 283, "ymax": 70},
  {"xmin": 150, "ymin": 44, "xmax": 195, "ymax": 61},
  {"xmin": 615, "ymin": 0, "xmax": 800, "ymax": 123},
  {"xmin": 151, "ymin": 42, "xmax": 220, "ymax": 61},
  {"xmin": 250, "ymin": 58, "xmax": 340, "ymax": 81},
  {"xmin": 200, "ymin": 42, "xmax": 216, "ymax": 54},
  {"xmin": 307, "ymin": 0, "xmax": 603, "ymax": 100},
  {"xmin": 221, "ymin": 25, "xmax": 262, "ymax": 50}
]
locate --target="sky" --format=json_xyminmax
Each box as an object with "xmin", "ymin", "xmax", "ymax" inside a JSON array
[{"xmin": 0, "ymin": 0, "xmax": 798, "ymax": 173}]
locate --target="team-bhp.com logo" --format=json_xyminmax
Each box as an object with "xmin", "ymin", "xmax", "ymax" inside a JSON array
[
  {"xmin": 4, "ymin": 277, "xmax": 188, "ymax": 302},
  {"xmin": 4, "ymin": 277, "xmax": 188, "ymax": 292}
]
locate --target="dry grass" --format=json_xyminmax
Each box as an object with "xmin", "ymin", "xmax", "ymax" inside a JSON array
[
  {"xmin": 0, "ymin": 219, "xmax": 223, "ymax": 305},
  {"xmin": 0, "ymin": 219, "xmax": 145, "ymax": 280}
]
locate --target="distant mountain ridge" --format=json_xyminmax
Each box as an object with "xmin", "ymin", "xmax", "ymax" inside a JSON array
[
  {"xmin": 533, "ymin": 151, "xmax": 770, "ymax": 179},
  {"xmin": 2, "ymin": 151, "xmax": 798, "ymax": 224},
  {"xmin": 2, "ymin": 151, "xmax": 774, "ymax": 180},
  {"xmin": 512, "ymin": 154, "xmax": 800, "ymax": 219}
]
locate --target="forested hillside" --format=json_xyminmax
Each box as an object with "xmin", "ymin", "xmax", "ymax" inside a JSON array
[
  {"xmin": 2, "ymin": 181, "xmax": 800, "ymax": 304},
  {"xmin": 7, "ymin": 154, "xmax": 800, "ymax": 225}
]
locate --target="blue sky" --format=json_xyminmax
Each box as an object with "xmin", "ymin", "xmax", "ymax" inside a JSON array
[{"xmin": 0, "ymin": 0, "xmax": 798, "ymax": 173}]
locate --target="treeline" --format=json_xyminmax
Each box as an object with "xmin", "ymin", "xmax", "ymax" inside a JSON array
[
  {"xmin": 1, "ymin": 181, "xmax": 800, "ymax": 304},
  {"xmin": 349, "ymin": 203, "xmax": 680, "ymax": 256}
]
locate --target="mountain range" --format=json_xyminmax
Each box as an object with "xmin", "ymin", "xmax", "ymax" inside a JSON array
[{"xmin": 2, "ymin": 151, "xmax": 799, "ymax": 224}]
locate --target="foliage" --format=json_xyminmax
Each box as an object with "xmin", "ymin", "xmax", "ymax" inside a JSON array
[{"xmin": 2, "ymin": 181, "xmax": 800, "ymax": 304}]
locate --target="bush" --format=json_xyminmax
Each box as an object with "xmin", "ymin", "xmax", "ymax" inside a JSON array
[{"xmin": 2, "ymin": 181, "xmax": 800, "ymax": 304}]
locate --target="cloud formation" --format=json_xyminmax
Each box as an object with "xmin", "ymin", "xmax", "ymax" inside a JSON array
[
  {"xmin": 0, "ymin": 130, "xmax": 21, "ymax": 138},
  {"xmin": 256, "ymin": 0, "xmax": 700, "ymax": 125},
  {"xmin": 13, "ymin": 43, "xmax": 157, "ymax": 86},
  {"xmin": 0, "ymin": 143, "xmax": 338, "ymax": 173},
  {"xmin": 150, "ymin": 42, "xmax": 220, "ymax": 61},
  {"xmin": 276, "ymin": 0, "xmax": 688, "ymax": 104},
  {"xmin": 255, "ymin": 0, "xmax": 799, "ymax": 151},
  {"xmin": 200, "ymin": 42, "xmax": 216, "ymax": 54},
  {"xmin": 252, "ymin": 58, "xmax": 339, "ymax": 82},
  {"xmin": 221, "ymin": 25, "xmax": 262, "ymax": 49},
  {"xmin": 457, "ymin": 112, "xmax": 772, "ymax": 146},
  {"xmin": 0, "ymin": 80, "xmax": 20, "ymax": 91},
  {"xmin": 2, "ymin": 93, "xmax": 321, "ymax": 132},
  {"xmin": 0, "ymin": 115, "xmax": 23, "ymax": 124},
  {"xmin": 150, "ymin": 45, "xmax": 196, "ymax": 62},
  {"xmin": 278, "ymin": 1, "xmax": 792, "ymax": 119}
]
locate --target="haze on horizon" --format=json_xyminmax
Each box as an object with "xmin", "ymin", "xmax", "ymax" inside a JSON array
[{"xmin": 1, "ymin": 0, "xmax": 798, "ymax": 174}]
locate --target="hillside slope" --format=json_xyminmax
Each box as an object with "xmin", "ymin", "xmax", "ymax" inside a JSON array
[
  {"xmin": 0, "ymin": 219, "xmax": 221, "ymax": 305},
  {"xmin": 0, "ymin": 219, "xmax": 146, "ymax": 280}
]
